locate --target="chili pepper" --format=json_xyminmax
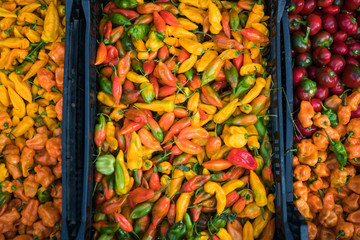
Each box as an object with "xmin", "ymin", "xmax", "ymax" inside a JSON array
[
  {"xmin": 110, "ymin": 12, "xmax": 132, "ymax": 26},
  {"xmin": 320, "ymin": 102, "xmax": 339, "ymax": 127},
  {"xmin": 204, "ymin": 182, "xmax": 226, "ymax": 215},
  {"xmin": 129, "ymin": 202, "xmax": 152, "ymax": 220},
  {"xmin": 167, "ymin": 221, "xmax": 186, "ymax": 240},
  {"xmin": 114, "ymin": 0, "xmax": 139, "ymax": 8},
  {"xmin": 128, "ymin": 24, "xmax": 149, "ymax": 40},
  {"xmin": 133, "ymin": 214, "xmax": 150, "ymax": 236},
  {"xmin": 323, "ymin": 129, "xmax": 347, "ymax": 170},
  {"xmin": 201, "ymin": 57, "xmax": 225, "ymax": 86},
  {"xmin": 201, "ymin": 85, "xmax": 223, "ymax": 108},
  {"xmin": 94, "ymin": 221, "xmax": 120, "ymax": 235},
  {"xmin": 114, "ymin": 213, "xmax": 133, "ymax": 232},
  {"xmin": 151, "ymin": 195, "xmax": 170, "ymax": 227}
]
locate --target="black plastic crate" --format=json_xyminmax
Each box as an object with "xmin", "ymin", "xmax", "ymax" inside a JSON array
[
  {"xmin": 79, "ymin": 0, "xmax": 289, "ymax": 239},
  {"xmin": 282, "ymin": 7, "xmax": 309, "ymax": 240},
  {"xmin": 61, "ymin": 0, "xmax": 86, "ymax": 238}
]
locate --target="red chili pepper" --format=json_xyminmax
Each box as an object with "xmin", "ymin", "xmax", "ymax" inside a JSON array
[
  {"xmin": 175, "ymin": 138, "xmax": 204, "ymax": 155},
  {"xmin": 94, "ymin": 114, "xmax": 106, "ymax": 147},
  {"xmin": 152, "ymin": 195, "xmax": 171, "ymax": 226},
  {"xmin": 189, "ymin": 75, "xmax": 202, "ymax": 91},
  {"xmin": 110, "ymin": 8, "xmax": 140, "ymax": 20},
  {"xmin": 159, "ymin": 10, "xmax": 182, "ymax": 27},
  {"xmin": 158, "ymin": 45, "xmax": 169, "ymax": 61},
  {"xmin": 202, "ymin": 159, "xmax": 233, "ymax": 171},
  {"xmin": 237, "ymin": 0, "xmax": 256, "ymax": 11},
  {"xmin": 114, "ymin": 213, "xmax": 133, "ymax": 232},
  {"xmin": 178, "ymin": 74, "xmax": 187, "ymax": 86},
  {"xmin": 149, "ymin": 76, "xmax": 159, "ymax": 99},
  {"xmin": 158, "ymin": 61, "xmax": 178, "ymax": 87},
  {"xmin": 173, "ymin": 153, "xmax": 192, "ymax": 166},
  {"xmin": 201, "ymin": 85, "xmax": 223, "ymax": 108},
  {"xmin": 232, "ymin": 196, "xmax": 247, "ymax": 214},
  {"xmin": 112, "ymin": 76, "xmax": 122, "ymax": 105},
  {"xmin": 198, "ymin": 109, "xmax": 208, "ymax": 119},
  {"xmin": 193, "ymin": 190, "xmax": 212, "ymax": 205},
  {"xmin": 226, "ymin": 191, "xmax": 240, "ymax": 207},
  {"xmin": 222, "ymin": 10, "xmax": 231, "ymax": 38},
  {"xmin": 170, "ymin": 145, "xmax": 182, "ymax": 155},
  {"xmin": 137, "ymin": 3, "xmax": 163, "ymax": 14},
  {"xmin": 142, "ymin": 223, "xmax": 157, "ymax": 240},
  {"xmin": 213, "ymin": 35, "xmax": 243, "ymax": 50},
  {"xmin": 159, "ymin": 112, "xmax": 175, "ymax": 131},
  {"xmin": 150, "ymin": 171, "xmax": 161, "ymax": 191},
  {"xmin": 159, "ymin": 86, "xmax": 177, "ymax": 97},
  {"xmin": 227, "ymin": 148, "xmax": 257, "ymax": 170},
  {"xmin": 123, "ymin": 79, "xmax": 135, "ymax": 91},
  {"xmin": 128, "ymin": 187, "xmax": 155, "ymax": 203},
  {"xmin": 162, "ymin": 117, "xmax": 192, "ymax": 144},
  {"xmin": 181, "ymin": 175, "xmax": 211, "ymax": 192},
  {"xmin": 100, "ymin": 66, "xmax": 113, "ymax": 78},
  {"xmin": 191, "ymin": 204, "xmax": 202, "ymax": 222},
  {"xmin": 228, "ymin": 167, "xmax": 245, "ymax": 181},
  {"xmin": 262, "ymin": 165, "xmax": 274, "ymax": 187},
  {"xmin": 118, "ymin": 121, "xmax": 144, "ymax": 135},
  {"xmin": 153, "ymin": 11, "xmax": 166, "ymax": 34},
  {"xmin": 103, "ymin": 1, "xmax": 116, "ymax": 12},
  {"xmin": 101, "ymin": 197, "xmax": 126, "ymax": 214},
  {"xmin": 167, "ymin": 203, "xmax": 176, "ymax": 225},
  {"xmin": 124, "ymin": 109, "xmax": 148, "ymax": 123},
  {"xmin": 178, "ymin": 49, "xmax": 191, "ymax": 63},
  {"xmin": 94, "ymin": 193, "xmax": 105, "ymax": 206},
  {"xmin": 103, "ymin": 45, "xmax": 119, "ymax": 65},
  {"xmin": 95, "ymin": 42, "xmax": 107, "ymax": 65},
  {"xmin": 160, "ymin": 221, "xmax": 170, "ymax": 237},
  {"xmin": 178, "ymin": 126, "xmax": 210, "ymax": 139},
  {"xmin": 102, "ymin": 176, "xmax": 115, "ymax": 200},
  {"xmin": 103, "ymin": 21, "xmax": 112, "ymax": 40},
  {"xmin": 117, "ymin": 51, "xmax": 131, "ymax": 84},
  {"xmin": 212, "ymin": 80, "xmax": 228, "ymax": 92},
  {"xmin": 240, "ymin": 29, "xmax": 270, "ymax": 43},
  {"xmin": 115, "ymin": 125, "xmax": 126, "ymax": 151},
  {"xmin": 143, "ymin": 60, "xmax": 155, "ymax": 75}
]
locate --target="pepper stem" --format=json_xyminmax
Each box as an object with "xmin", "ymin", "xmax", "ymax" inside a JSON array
[
  {"xmin": 323, "ymin": 129, "xmax": 335, "ymax": 145},
  {"xmin": 347, "ymin": 131, "xmax": 354, "ymax": 144},
  {"xmin": 303, "ymin": 27, "xmax": 311, "ymax": 43},
  {"xmin": 320, "ymin": 102, "xmax": 327, "ymax": 111}
]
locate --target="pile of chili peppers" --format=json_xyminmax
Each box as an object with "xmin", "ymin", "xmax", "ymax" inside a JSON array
[
  {"xmin": 93, "ymin": 0, "xmax": 276, "ymax": 239},
  {"xmin": 289, "ymin": 0, "xmax": 360, "ymax": 239},
  {"xmin": 0, "ymin": 0, "xmax": 65, "ymax": 239}
]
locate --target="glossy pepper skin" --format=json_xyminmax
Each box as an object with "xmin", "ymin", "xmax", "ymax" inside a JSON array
[{"xmin": 167, "ymin": 221, "xmax": 186, "ymax": 240}]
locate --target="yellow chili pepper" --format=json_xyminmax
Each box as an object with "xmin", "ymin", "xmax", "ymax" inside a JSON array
[
  {"xmin": 0, "ymin": 7, "xmax": 17, "ymax": 18},
  {"xmin": 250, "ymin": 170, "xmax": 267, "ymax": 207},
  {"xmin": 126, "ymin": 177, "xmax": 134, "ymax": 193},
  {"xmin": 240, "ymin": 63, "xmax": 264, "ymax": 76},
  {"xmin": 211, "ymin": 145, "xmax": 232, "ymax": 160},
  {"xmin": 213, "ymin": 98, "xmax": 239, "ymax": 124},
  {"xmin": 222, "ymin": 179, "xmax": 245, "ymax": 195},
  {"xmin": 187, "ymin": 92, "xmax": 200, "ymax": 112},
  {"xmin": 41, "ymin": 2, "xmax": 60, "ymax": 43},
  {"xmin": 231, "ymin": 30, "xmax": 242, "ymax": 43},
  {"xmin": 246, "ymin": 1, "xmax": 265, "ymax": 28},
  {"xmin": 97, "ymin": 91, "xmax": 118, "ymax": 107},
  {"xmin": 178, "ymin": 3, "xmax": 205, "ymax": 24},
  {"xmin": 166, "ymin": 26, "xmax": 197, "ymax": 39},
  {"xmin": 242, "ymin": 77, "xmax": 266, "ymax": 104},
  {"xmin": 9, "ymin": 73, "xmax": 32, "ymax": 103},
  {"xmin": 179, "ymin": 38, "xmax": 203, "ymax": 56},
  {"xmin": 253, "ymin": 208, "xmax": 272, "ymax": 238},
  {"xmin": 24, "ymin": 50, "xmax": 49, "ymax": 80},
  {"xmin": 178, "ymin": 54, "xmax": 197, "ymax": 73},
  {"xmin": 196, "ymin": 50, "xmax": 218, "ymax": 72},
  {"xmin": 184, "ymin": 169, "xmax": 197, "ymax": 181},
  {"xmin": 25, "ymin": 28, "xmax": 41, "ymax": 43},
  {"xmin": 146, "ymin": 31, "xmax": 164, "ymax": 52},
  {"xmin": 126, "ymin": 132, "xmax": 143, "ymax": 171},
  {"xmin": 246, "ymin": 125, "xmax": 260, "ymax": 150},
  {"xmin": 191, "ymin": 111, "xmax": 200, "ymax": 127},
  {"xmin": 163, "ymin": 94, "xmax": 187, "ymax": 104},
  {"xmin": 216, "ymin": 228, "xmax": 233, "ymax": 240},
  {"xmin": 158, "ymin": 161, "xmax": 173, "ymax": 175},
  {"xmin": 164, "ymin": 37, "xmax": 180, "ymax": 47},
  {"xmin": 198, "ymin": 232, "xmax": 210, "ymax": 240},
  {"xmin": 200, "ymin": 104, "xmax": 217, "ymax": 114},
  {"xmin": 267, "ymin": 193, "xmax": 275, "ymax": 213},
  {"xmin": 243, "ymin": 221, "xmax": 254, "ymax": 240},
  {"xmin": 106, "ymin": 121, "xmax": 118, "ymax": 150},
  {"xmin": 175, "ymin": 192, "xmax": 194, "ymax": 222},
  {"xmin": 115, "ymin": 150, "xmax": 131, "ymax": 195},
  {"xmin": 142, "ymin": 159, "xmax": 153, "ymax": 171},
  {"xmin": 208, "ymin": 2, "xmax": 222, "ymax": 34},
  {"xmin": 169, "ymin": 169, "xmax": 184, "ymax": 199},
  {"xmin": 252, "ymin": 22, "xmax": 269, "ymax": 36},
  {"xmin": 11, "ymin": 116, "xmax": 34, "ymax": 138},
  {"xmin": 169, "ymin": 46, "xmax": 181, "ymax": 56},
  {"xmin": 161, "ymin": 175, "xmax": 170, "ymax": 187},
  {"xmin": 127, "ymin": 71, "xmax": 149, "ymax": 84},
  {"xmin": 17, "ymin": 12, "xmax": 44, "ymax": 26},
  {"xmin": 0, "ymin": 18, "xmax": 16, "ymax": 31},
  {"xmin": 18, "ymin": 3, "xmax": 41, "ymax": 14},
  {"xmin": 179, "ymin": 0, "xmax": 201, "ymax": 8},
  {"xmin": 132, "ymin": 38, "xmax": 149, "ymax": 60},
  {"xmin": 219, "ymin": 49, "xmax": 242, "ymax": 60},
  {"xmin": 109, "ymin": 107, "xmax": 124, "ymax": 122},
  {"xmin": 224, "ymin": 126, "xmax": 248, "ymax": 148},
  {"xmin": 204, "ymin": 181, "xmax": 226, "ymax": 215},
  {"xmin": 8, "ymin": 86, "xmax": 25, "ymax": 119},
  {"xmin": 135, "ymin": 100, "xmax": 174, "ymax": 112},
  {"xmin": 0, "ymin": 85, "xmax": 9, "ymax": 107},
  {"xmin": 0, "ymin": 38, "xmax": 29, "ymax": 49},
  {"xmin": 43, "ymin": 116, "xmax": 57, "ymax": 131},
  {"xmin": 0, "ymin": 163, "xmax": 9, "ymax": 183},
  {"xmin": 178, "ymin": 18, "xmax": 198, "ymax": 31}
]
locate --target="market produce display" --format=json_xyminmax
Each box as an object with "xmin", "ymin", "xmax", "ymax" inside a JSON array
[
  {"xmin": 289, "ymin": 0, "xmax": 360, "ymax": 239},
  {"xmin": 0, "ymin": 0, "xmax": 65, "ymax": 239},
  {"xmin": 92, "ymin": 0, "xmax": 276, "ymax": 239}
]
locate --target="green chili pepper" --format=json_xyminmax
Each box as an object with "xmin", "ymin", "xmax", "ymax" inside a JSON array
[
  {"xmin": 167, "ymin": 221, "xmax": 187, "ymax": 240},
  {"xmin": 114, "ymin": 0, "xmax": 139, "ymax": 9},
  {"xmin": 184, "ymin": 213, "xmax": 194, "ymax": 240},
  {"xmin": 147, "ymin": 118, "xmax": 164, "ymax": 142},
  {"xmin": 129, "ymin": 202, "xmax": 152, "ymax": 219},
  {"xmin": 254, "ymin": 118, "xmax": 266, "ymax": 142},
  {"xmin": 324, "ymin": 130, "xmax": 347, "ymax": 170},
  {"xmin": 234, "ymin": 75, "xmax": 256, "ymax": 98},
  {"xmin": 114, "ymin": 151, "xmax": 127, "ymax": 195},
  {"xmin": 122, "ymin": 34, "xmax": 134, "ymax": 51},
  {"xmin": 260, "ymin": 132, "xmax": 272, "ymax": 166},
  {"xmin": 140, "ymin": 82, "xmax": 155, "ymax": 103},
  {"xmin": 184, "ymin": 69, "xmax": 193, "ymax": 82},
  {"xmin": 229, "ymin": 9, "xmax": 240, "ymax": 30},
  {"xmin": 37, "ymin": 187, "xmax": 51, "ymax": 203},
  {"xmin": 94, "ymin": 222, "xmax": 120, "ymax": 235},
  {"xmin": 110, "ymin": 13, "xmax": 132, "ymax": 26},
  {"xmin": 100, "ymin": 76, "xmax": 113, "ymax": 95},
  {"xmin": 116, "ymin": 229, "xmax": 133, "ymax": 240},
  {"xmin": 96, "ymin": 154, "xmax": 115, "ymax": 175},
  {"xmin": 239, "ymin": 11, "xmax": 249, "ymax": 28},
  {"xmin": 320, "ymin": 102, "xmax": 339, "ymax": 127},
  {"xmin": 128, "ymin": 24, "xmax": 150, "ymax": 40},
  {"xmin": 208, "ymin": 209, "xmax": 231, "ymax": 233},
  {"xmin": 131, "ymin": 59, "xmax": 144, "ymax": 73},
  {"xmin": 98, "ymin": 234, "xmax": 114, "ymax": 240},
  {"xmin": 94, "ymin": 212, "xmax": 107, "ymax": 222},
  {"xmin": 224, "ymin": 60, "xmax": 239, "ymax": 89}
]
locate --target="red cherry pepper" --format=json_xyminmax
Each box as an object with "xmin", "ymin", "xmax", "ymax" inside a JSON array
[
  {"xmin": 322, "ymin": 14, "xmax": 338, "ymax": 34},
  {"xmin": 327, "ymin": 54, "xmax": 346, "ymax": 75},
  {"xmin": 338, "ymin": 13, "xmax": 358, "ymax": 34},
  {"xmin": 317, "ymin": 0, "xmax": 334, "ymax": 8},
  {"xmin": 313, "ymin": 47, "xmax": 331, "ymax": 66},
  {"xmin": 289, "ymin": 0, "xmax": 305, "ymax": 13},
  {"xmin": 293, "ymin": 66, "xmax": 308, "ymax": 87},
  {"xmin": 289, "ymin": 14, "xmax": 303, "ymax": 33},
  {"xmin": 301, "ymin": 0, "xmax": 316, "ymax": 15},
  {"xmin": 348, "ymin": 42, "xmax": 360, "ymax": 58},
  {"xmin": 316, "ymin": 66, "xmax": 338, "ymax": 88},
  {"xmin": 227, "ymin": 148, "xmax": 257, "ymax": 170},
  {"xmin": 322, "ymin": 5, "xmax": 340, "ymax": 14},
  {"xmin": 297, "ymin": 13, "xmax": 321, "ymax": 36}
]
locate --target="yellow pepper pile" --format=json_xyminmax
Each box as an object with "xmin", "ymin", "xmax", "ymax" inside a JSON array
[{"xmin": 0, "ymin": 0, "xmax": 65, "ymax": 239}]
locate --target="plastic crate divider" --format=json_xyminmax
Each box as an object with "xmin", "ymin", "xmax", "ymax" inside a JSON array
[
  {"xmin": 62, "ymin": 0, "xmax": 86, "ymax": 238},
  {"xmin": 282, "ymin": 7, "xmax": 309, "ymax": 240}
]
